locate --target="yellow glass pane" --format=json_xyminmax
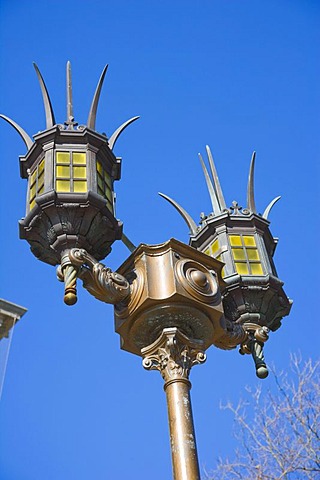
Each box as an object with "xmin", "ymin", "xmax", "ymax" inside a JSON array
[
  {"xmin": 233, "ymin": 248, "xmax": 246, "ymax": 260},
  {"xmin": 235, "ymin": 263, "xmax": 249, "ymax": 275},
  {"xmin": 98, "ymin": 186, "xmax": 105, "ymax": 197},
  {"xmin": 38, "ymin": 185, "xmax": 44, "ymax": 195},
  {"xmin": 247, "ymin": 249, "xmax": 260, "ymax": 261},
  {"xmin": 73, "ymin": 152, "xmax": 86, "ymax": 164},
  {"xmin": 216, "ymin": 254, "xmax": 222, "ymax": 262},
  {"xmin": 30, "ymin": 184, "xmax": 36, "ymax": 199},
  {"xmin": 105, "ymin": 187, "xmax": 112, "ymax": 202},
  {"xmin": 56, "ymin": 151, "xmax": 70, "ymax": 164},
  {"xmin": 56, "ymin": 165, "xmax": 70, "ymax": 178},
  {"xmin": 230, "ymin": 235, "xmax": 242, "ymax": 246},
  {"xmin": 204, "ymin": 248, "xmax": 210, "ymax": 256},
  {"xmin": 97, "ymin": 175, "xmax": 104, "ymax": 189},
  {"xmin": 251, "ymin": 263, "xmax": 264, "ymax": 275},
  {"xmin": 73, "ymin": 180, "xmax": 87, "ymax": 193},
  {"xmin": 104, "ymin": 171, "xmax": 112, "ymax": 186},
  {"xmin": 38, "ymin": 171, "xmax": 44, "ymax": 185},
  {"xmin": 30, "ymin": 198, "xmax": 36, "ymax": 210},
  {"xmin": 210, "ymin": 239, "xmax": 219, "ymax": 254},
  {"xmin": 30, "ymin": 170, "xmax": 37, "ymax": 184},
  {"xmin": 56, "ymin": 180, "xmax": 71, "ymax": 192},
  {"xmin": 73, "ymin": 166, "xmax": 87, "ymax": 178},
  {"xmin": 243, "ymin": 235, "xmax": 256, "ymax": 246},
  {"xmin": 38, "ymin": 159, "xmax": 45, "ymax": 174},
  {"xmin": 97, "ymin": 161, "xmax": 103, "ymax": 174}
]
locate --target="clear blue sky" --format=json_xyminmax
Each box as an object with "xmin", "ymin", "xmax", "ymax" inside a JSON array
[{"xmin": 0, "ymin": 1, "xmax": 319, "ymax": 479}]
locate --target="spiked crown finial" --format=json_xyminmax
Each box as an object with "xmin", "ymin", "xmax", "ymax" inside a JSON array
[
  {"xmin": 1, "ymin": 62, "xmax": 139, "ymax": 150},
  {"xmin": 160, "ymin": 146, "xmax": 281, "ymax": 233}
]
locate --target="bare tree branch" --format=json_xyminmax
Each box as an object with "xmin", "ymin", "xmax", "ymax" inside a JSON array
[{"xmin": 206, "ymin": 357, "xmax": 320, "ymax": 480}]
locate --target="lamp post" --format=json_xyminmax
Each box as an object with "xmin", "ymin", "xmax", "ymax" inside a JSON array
[{"xmin": 1, "ymin": 63, "xmax": 292, "ymax": 480}]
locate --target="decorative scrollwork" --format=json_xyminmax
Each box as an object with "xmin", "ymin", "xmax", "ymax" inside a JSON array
[
  {"xmin": 142, "ymin": 328, "xmax": 206, "ymax": 386},
  {"xmin": 67, "ymin": 248, "xmax": 130, "ymax": 305},
  {"xmin": 213, "ymin": 318, "xmax": 247, "ymax": 350},
  {"xmin": 56, "ymin": 251, "xmax": 79, "ymax": 305},
  {"xmin": 62, "ymin": 264, "xmax": 78, "ymax": 305},
  {"xmin": 227, "ymin": 201, "xmax": 251, "ymax": 216},
  {"xmin": 240, "ymin": 323, "xmax": 270, "ymax": 379}
]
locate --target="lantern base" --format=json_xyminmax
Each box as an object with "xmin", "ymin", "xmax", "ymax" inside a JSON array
[{"xmin": 19, "ymin": 190, "xmax": 122, "ymax": 266}]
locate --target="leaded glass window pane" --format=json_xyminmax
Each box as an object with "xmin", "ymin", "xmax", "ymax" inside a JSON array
[
  {"xmin": 96, "ymin": 160, "xmax": 113, "ymax": 213},
  {"xmin": 229, "ymin": 234, "xmax": 264, "ymax": 276},
  {"xmin": 55, "ymin": 151, "xmax": 87, "ymax": 193},
  {"xmin": 28, "ymin": 158, "xmax": 45, "ymax": 211}
]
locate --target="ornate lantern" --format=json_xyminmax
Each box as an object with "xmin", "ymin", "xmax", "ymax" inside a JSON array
[
  {"xmin": 160, "ymin": 146, "xmax": 292, "ymax": 370},
  {"xmin": 0, "ymin": 62, "xmax": 138, "ymax": 305}
]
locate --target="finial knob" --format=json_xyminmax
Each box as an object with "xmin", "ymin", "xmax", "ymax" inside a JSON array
[{"xmin": 190, "ymin": 270, "xmax": 208, "ymax": 288}]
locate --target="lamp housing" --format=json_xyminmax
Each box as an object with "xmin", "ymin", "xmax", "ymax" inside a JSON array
[
  {"xmin": 1, "ymin": 62, "xmax": 139, "ymax": 268},
  {"xmin": 160, "ymin": 147, "xmax": 292, "ymax": 335},
  {"xmin": 18, "ymin": 125, "xmax": 122, "ymax": 266}
]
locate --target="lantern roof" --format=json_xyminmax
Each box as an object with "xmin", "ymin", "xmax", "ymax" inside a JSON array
[
  {"xmin": 0, "ymin": 61, "xmax": 139, "ymax": 162},
  {"xmin": 18, "ymin": 126, "xmax": 122, "ymax": 179},
  {"xmin": 159, "ymin": 145, "xmax": 281, "ymax": 237}
]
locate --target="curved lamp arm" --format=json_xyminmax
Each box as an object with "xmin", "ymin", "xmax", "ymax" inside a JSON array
[
  {"xmin": 213, "ymin": 319, "xmax": 270, "ymax": 379},
  {"xmin": 57, "ymin": 248, "xmax": 130, "ymax": 306}
]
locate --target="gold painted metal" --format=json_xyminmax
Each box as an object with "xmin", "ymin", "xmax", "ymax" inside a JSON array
[
  {"xmin": 57, "ymin": 247, "xmax": 132, "ymax": 307},
  {"xmin": 142, "ymin": 328, "xmax": 205, "ymax": 480}
]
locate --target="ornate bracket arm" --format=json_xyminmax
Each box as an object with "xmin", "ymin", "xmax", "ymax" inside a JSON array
[
  {"xmin": 141, "ymin": 327, "xmax": 206, "ymax": 388},
  {"xmin": 213, "ymin": 317, "xmax": 248, "ymax": 350},
  {"xmin": 239, "ymin": 323, "xmax": 270, "ymax": 379},
  {"xmin": 57, "ymin": 248, "xmax": 130, "ymax": 306}
]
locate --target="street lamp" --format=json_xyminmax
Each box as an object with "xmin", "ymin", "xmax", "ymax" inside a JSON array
[{"xmin": 1, "ymin": 63, "xmax": 292, "ymax": 480}]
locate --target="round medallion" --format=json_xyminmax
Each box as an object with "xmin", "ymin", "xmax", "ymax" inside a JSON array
[{"xmin": 175, "ymin": 259, "xmax": 219, "ymax": 303}]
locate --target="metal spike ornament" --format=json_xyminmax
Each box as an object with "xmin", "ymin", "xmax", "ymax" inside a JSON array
[
  {"xmin": 1, "ymin": 62, "xmax": 139, "ymax": 305},
  {"xmin": 160, "ymin": 146, "xmax": 292, "ymax": 377}
]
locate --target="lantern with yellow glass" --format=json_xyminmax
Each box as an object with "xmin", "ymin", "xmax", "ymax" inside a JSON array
[
  {"xmin": 160, "ymin": 145, "xmax": 292, "ymax": 338},
  {"xmin": 1, "ymin": 62, "xmax": 138, "ymax": 304}
]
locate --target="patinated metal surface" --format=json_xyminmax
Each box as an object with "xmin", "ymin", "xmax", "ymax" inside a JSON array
[
  {"xmin": 142, "ymin": 328, "xmax": 205, "ymax": 480},
  {"xmin": 114, "ymin": 238, "xmax": 225, "ymax": 355},
  {"xmin": 63, "ymin": 248, "xmax": 130, "ymax": 305},
  {"xmin": 66, "ymin": 240, "xmax": 266, "ymax": 371},
  {"xmin": 0, "ymin": 62, "xmax": 139, "ymax": 305},
  {"xmin": 160, "ymin": 146, "xmax": 292, "ymax": 335}
]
